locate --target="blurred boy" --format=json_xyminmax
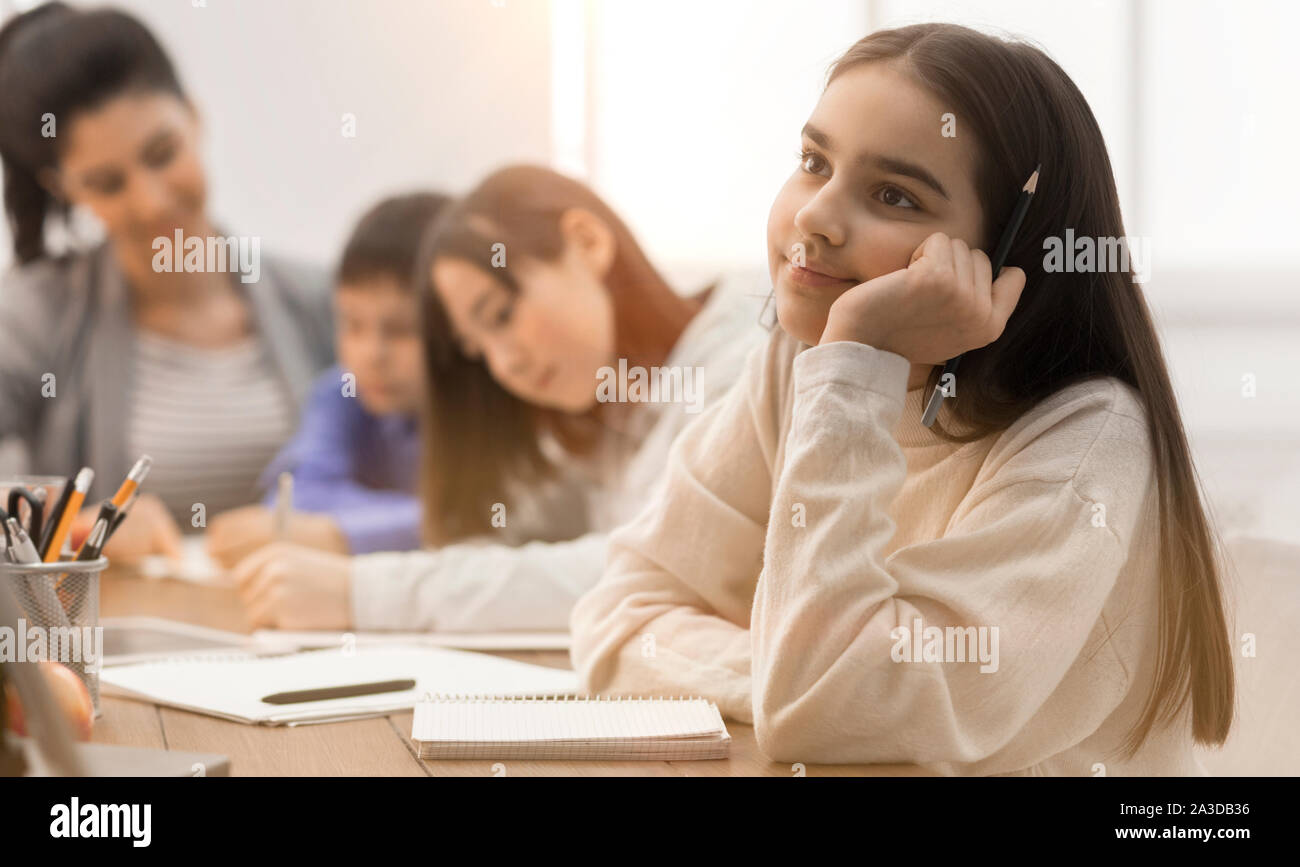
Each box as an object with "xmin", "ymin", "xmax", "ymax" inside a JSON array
[{"xmin": 207, "ymin": 193, "xmax": 450, "ymax": 566}]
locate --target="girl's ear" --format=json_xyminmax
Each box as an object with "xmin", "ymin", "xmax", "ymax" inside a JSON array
[{"xmin": 557, "ymin": 207, "xmax": 616, "ymax": 279}]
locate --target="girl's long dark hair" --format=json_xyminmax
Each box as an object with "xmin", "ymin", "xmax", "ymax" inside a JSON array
[
  {"xmin": 830, "ymin": 23, "xmax": 1234, "ymax": 758},
  {"xmin": 0, "ymin": 2, "xmax": 185, "ymax": 263},
  {"xmin": 416, "ymin": 164, "xmax": 696, "ymax": 546}
]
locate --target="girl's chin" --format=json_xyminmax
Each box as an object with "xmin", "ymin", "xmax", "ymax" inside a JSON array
[{"xmin": 774, "ymin": 294, "xmax": 831, "ymax": 346}]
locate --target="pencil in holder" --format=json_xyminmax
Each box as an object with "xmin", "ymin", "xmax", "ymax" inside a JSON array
[{"xmin": 0, "ymin": 556, "xmax": 108, "ymax": 717}]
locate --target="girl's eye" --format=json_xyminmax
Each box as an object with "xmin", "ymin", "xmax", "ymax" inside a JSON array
[
  {"xmin": 796, "ymin": 149, "xmax": 829, "ymax": 177},
  {"xmin": 876, "ymin": 185, "xmax": 918, "ymax": 210},
  {"xmin": 84, "ymin": 173, "xmax": 126, "ymax": 196},
  {"xmin": 143, "ymin": 138, "xmax": 178, "ymax": 169},
  {"xmin": 488, "ymin": 295, "xmax": 517, "ymax": 328}
]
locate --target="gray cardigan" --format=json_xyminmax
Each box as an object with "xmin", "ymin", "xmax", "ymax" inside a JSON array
[{"xmin": 0, "ymin": 242, "xmax": 335, "ymax": 503}]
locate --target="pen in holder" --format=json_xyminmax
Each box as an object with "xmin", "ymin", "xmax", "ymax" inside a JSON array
[{"xmin": 0, "ymin": 556, "xmax": 109, "ymax": 717}]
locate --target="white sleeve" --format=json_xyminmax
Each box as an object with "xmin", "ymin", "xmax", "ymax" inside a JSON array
[
  {"xmin": 569, "ymin": 338, "xmax": 779, "ymax": 722},
  {"xmin": 349, "ymin": 532, "xmax": 609, "ymax": 632}
]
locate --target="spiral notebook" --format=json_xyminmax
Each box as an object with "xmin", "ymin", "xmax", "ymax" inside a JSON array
[{"xmin": 411, "ymin": 696, "xmax": 731, "ymax": 761}]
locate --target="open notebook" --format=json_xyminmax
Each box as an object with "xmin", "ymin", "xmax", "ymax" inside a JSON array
[
  {"xmin": 411, "ymin": 696, "xmax": 731, "ymax": 761},
  {"xmin": 99, "ymin": 646, "xmax": 579, "ymax": 725}
]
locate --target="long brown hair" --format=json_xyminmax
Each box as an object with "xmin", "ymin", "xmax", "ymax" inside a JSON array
[
  {"xmin": 416, "ymin": 164, "xmax": 698, "ymax": 545},
  {"xmin": 828, "ymin": 24, "xmax": 1234, "ymax": 758}
]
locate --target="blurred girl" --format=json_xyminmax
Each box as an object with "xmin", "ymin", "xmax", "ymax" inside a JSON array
[{"xmin": 231, "ymin": 165, "xmax": 768, "ymax": 630}]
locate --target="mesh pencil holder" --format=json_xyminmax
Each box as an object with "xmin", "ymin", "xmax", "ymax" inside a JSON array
[{"xmin": 0, "ymin": 557, "xmax": 108, "ymax": 717}]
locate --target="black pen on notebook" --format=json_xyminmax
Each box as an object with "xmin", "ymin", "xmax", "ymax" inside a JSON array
[
  {"xmin": 921, "ymin": 164, "xmax": 1040, "ymax": 428},
  {"xmin": 261, "ymin": 679, "xmax": 416, "ymax": 705}
]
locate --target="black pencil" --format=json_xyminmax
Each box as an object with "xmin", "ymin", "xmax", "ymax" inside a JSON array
[{"xmin": 921, "ymin": 164, "xmax": 1040, "ymax": 428}]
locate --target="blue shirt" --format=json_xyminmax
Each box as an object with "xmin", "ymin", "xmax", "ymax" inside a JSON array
[{"xmin": 259, "ymin": 365, "xmax": 421, "ymax": 553}]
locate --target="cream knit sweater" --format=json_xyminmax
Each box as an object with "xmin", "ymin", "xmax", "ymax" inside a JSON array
[{"xmin": 570, "ymin": 326, "xmax": 1206, "ymax": 776}]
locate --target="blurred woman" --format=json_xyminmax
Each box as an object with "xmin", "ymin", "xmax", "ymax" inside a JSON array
[{"xmin": 0, "ymin": 3, "xmax": 333, "ymax": 561}]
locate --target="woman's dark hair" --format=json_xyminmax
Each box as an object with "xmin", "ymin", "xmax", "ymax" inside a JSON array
[
  {"xmin": 828, "ymin": 23, "xmax": 1234, "ymax": 759},
  {"xmin": 415, "ymin": 164, "xmax": 696, "ymax": 545},
  {"xmin": 336, "ymin": 192, "xmax": 453, "ymax": 289},
  {"xmin": 0, "ymin": 2, "xmax": 186, "ymax": 263}
]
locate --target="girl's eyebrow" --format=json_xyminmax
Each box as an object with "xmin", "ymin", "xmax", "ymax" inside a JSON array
[
  {"xmin": 138, "ymin": 129, "xmax": 176, "ymax": 156},
  {"xmin": 802, "ymin": 122, "xmax": 951, "ymax": 201}
]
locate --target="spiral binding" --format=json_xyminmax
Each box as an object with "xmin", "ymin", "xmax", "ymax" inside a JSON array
[{"xmin": 418, "ymin": 692, "xmax": 709, "ymax": 704}]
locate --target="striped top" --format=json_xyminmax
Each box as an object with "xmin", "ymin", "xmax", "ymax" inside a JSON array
[{"xmin": 128, "ymin": 329, "xmax": 296, "ymax": 528}]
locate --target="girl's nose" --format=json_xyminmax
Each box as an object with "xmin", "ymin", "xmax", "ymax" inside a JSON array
[{"xmin": 793, "ymin": 186, "xmax": 846, "ymax": 249}]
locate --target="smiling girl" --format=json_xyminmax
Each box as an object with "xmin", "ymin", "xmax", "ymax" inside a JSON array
[{"xmin": 570, "ymin": 23, "xmax": 1235, "ymax": 775}]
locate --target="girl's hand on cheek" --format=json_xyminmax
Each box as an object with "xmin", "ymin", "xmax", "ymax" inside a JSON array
[{"xmin": 819, "ymin": 231, "xmax": 1026, "ymax": 364}]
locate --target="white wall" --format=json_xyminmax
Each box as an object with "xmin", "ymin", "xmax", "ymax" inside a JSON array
[
  {"xmin": 582, "ymin": 0, "xmax": 870, "ymax": 274},
  {"xmin": 0, "ymin": 0, "xmax": 554, "ymax": 272}
]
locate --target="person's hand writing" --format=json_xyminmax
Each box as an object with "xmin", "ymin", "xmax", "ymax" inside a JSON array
[
  {"xmin": 230, "ymin": 542, "xmax": 352, "ymax": 629},
  {"xmin": 207, "ymin": 505, "xmax": 349, "ymax": 569}
]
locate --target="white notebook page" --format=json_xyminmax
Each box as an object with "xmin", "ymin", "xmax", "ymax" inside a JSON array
[{"xmin": 100, "ymin": 646, "xmax": 580, "ymax": 724}]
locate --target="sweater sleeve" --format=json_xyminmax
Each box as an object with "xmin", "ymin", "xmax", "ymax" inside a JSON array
[
  {"xmin": 751, "ymin": 339, "xmax": 1153, "ymax": 769},
  {"xmin": 569, "ymin": 339, "xmax": 780, "ymax": 723},
  {"xmin": 349, "ymin": 531, "xmax": 609, "ymax": 632}
]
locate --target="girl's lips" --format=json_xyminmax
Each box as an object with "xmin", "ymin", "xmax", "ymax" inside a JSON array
[{"xmin": 785, "ymin": 259, "xmax": 857, "ymax": 290}]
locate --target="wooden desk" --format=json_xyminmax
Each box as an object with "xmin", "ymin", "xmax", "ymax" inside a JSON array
[{"xmin": 96, "ymin": 569, "xmax": 924, "ymax": 776}]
